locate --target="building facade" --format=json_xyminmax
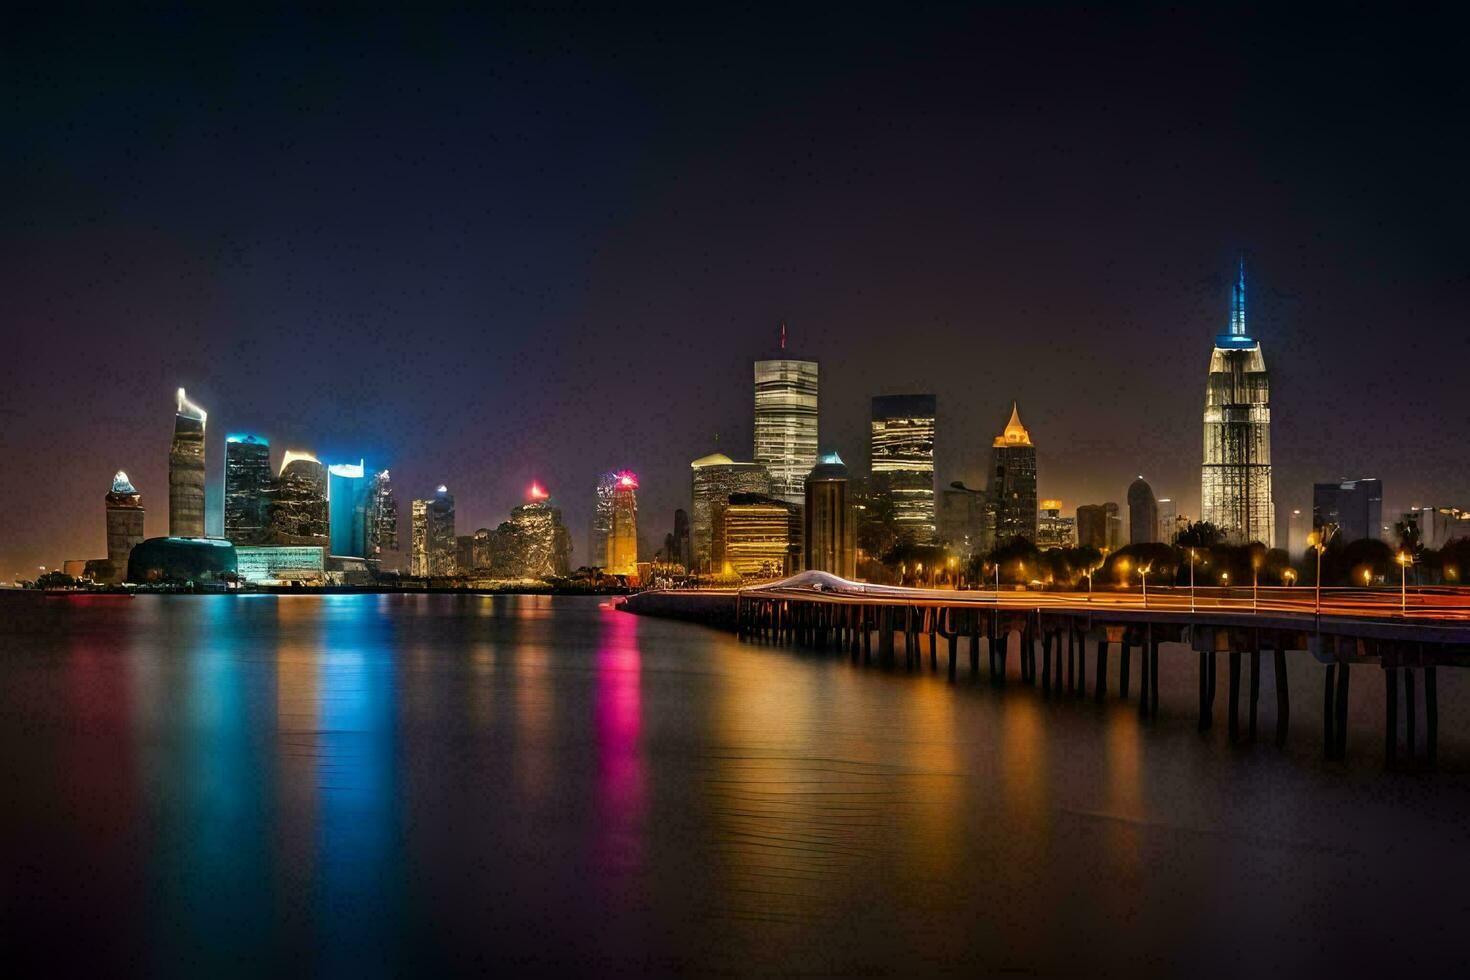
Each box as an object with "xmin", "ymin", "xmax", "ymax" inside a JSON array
[
  {"xmin": 607, "ymin": 471, "xmax": 639, "ymax": 576},
  {"xmin": 1158, "ymin": 497, "xmax": 1178, "ymax": 545},
  {"xmin": 989, "ymin": 402, "xmax": 1037, "ymax": 544},
  {"xmin": 367, "ymin": 469, "xmax": 398, "ymax": 557},
  {"xmin": 410, "ymin": 499, "xmax": 429, "ymax": 576},
  {"xmin": 224, "ymin": 434, "xmax": 271, "ymax": 545},
  {"xmin": 1076, "ymin": 502, "xmax": 1120, "ymax": 551},
  {"xmin": 690, "ymin": 453, "xmax": 771, "ymax": 573},
  {"xmin": 753, "ymin": 351, "xmax": 819, "ymax": 502},
  {"xmin": 1036, "ymin": 499, "xmax": 1075, "ymax": 551},
  {"xmin": 1128, "ymin": 477, "xmax": 1158, "ymax": 545},
  {"xmin": 1312, "ymin": 478, "xmax": 1383, "ymax": 544},
  {"xmin": 491, "ymin": 488, "xmax": 573, "ymax": 579},
  {"xmin": 265, "ymin": 450, "xmax": 330, "ymax": 545},
  {"xmin": 869, "ymin": 394, "xmax": 937, "ymax": 542},
  {"xmin": 104, "ymin": 471, "xmax": 146, "ymax": 583},
  {"xmin": 715, "ymin": 493, "xmax": 801, "ymax": 579},
  {"xmin": 1201, "ymin": 260, "xmax": 1275, "ymax": 545},
  {"xmin": 590, "ymin": 472, "xmax": 616, "ymax": 569},
  {"xmin": 804, "ymin": 452, "xmax": 855, "ymax": 578},
  {"xmin": 938, "ymin": 486, "xmax": 985, "ymax": 559},
  {"xmin": 235, "ymin": 545, "xmax": 326, "ymax": 585},
  {"xmin": 327, "ymin": 460, "xmax": 370, "ymax": 557},
  {"xmin": 168, "ymin": 388, "xmax": 207, "ymax": 537},
  {"xmin": 1404, "ymin": 506, "xmax": 1470, "ymax": 549}
]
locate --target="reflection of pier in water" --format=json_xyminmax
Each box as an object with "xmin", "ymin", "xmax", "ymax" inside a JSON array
[{"xmin": 623, "ymin": 572, "xmax": 1470, "ymax": 767}]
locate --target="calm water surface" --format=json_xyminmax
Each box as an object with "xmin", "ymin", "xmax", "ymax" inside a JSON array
[{"xmin": 3, "ymin": 593, "xmax": 1469, "ymax": 976}]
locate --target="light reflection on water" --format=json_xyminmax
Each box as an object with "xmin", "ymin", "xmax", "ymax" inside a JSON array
[{"xmin": 3, "ymin": 593, "xmax": 1470, "ymax": 976}]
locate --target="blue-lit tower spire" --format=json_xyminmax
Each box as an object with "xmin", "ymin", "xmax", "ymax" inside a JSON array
[{"xmin": 1229, "ymin": 255, "xmax": 1247, "ymax": 337}]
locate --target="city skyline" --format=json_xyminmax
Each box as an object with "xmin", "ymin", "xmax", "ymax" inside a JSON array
[{"xmin": 5, "ymin": 7, "xmax": 1469, "ymax": 574}]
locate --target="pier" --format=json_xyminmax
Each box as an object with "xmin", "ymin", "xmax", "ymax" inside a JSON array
[{"xmin": 622, "ymin": 572, "xmax": 1470, "ymax": 766}]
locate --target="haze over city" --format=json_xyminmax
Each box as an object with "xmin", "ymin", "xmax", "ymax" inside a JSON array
[{"xmin": 4, "ymin": 5, "xmax": 1468, "ymax": 575}]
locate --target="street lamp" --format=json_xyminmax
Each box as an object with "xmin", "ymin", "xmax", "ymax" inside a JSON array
[
  {"xmin": 1188, "ymin": 548, "xmax": 1197, "ymax": 612},
  {"xmin": 1139, "ymin": 563, "xmax": 1151, "ymax": 608},
  {"xmin": 1252, "ymin": 555, "xmax": 1261, "ymax": 610},
  {"xmin": 1309, "ymin": 523, "xmax": 1339, "ymax": 617},
  {"xmin": 1397, "ymin": 551, "xmax": 1412, "ymax": 613},
  {"xmin": 1284, "ymin": 568, "xmax": 1297, "ymax": 588}
]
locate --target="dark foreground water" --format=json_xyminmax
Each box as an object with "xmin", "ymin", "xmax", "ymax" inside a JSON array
[{"xmin": 3, "ymin": 593, "xmax": 1470, "ymax": 976}]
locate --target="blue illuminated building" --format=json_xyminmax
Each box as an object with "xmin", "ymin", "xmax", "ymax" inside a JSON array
[
  {"xmin": 328, "ymin": 460, "xmax": 370, "ymax": 558},
  {"xmin": 224, "ymin": 433, "xmax": 271, "ymax": 545}
]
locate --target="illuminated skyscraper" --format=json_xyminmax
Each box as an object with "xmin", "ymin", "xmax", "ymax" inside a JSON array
[
  {"xmin": 938, "ymin": 486, "xmax": 985, "ymax": 559},
  {"xmin": 804, "ymin": 452, "xmax": 855, "ymax": 578},
  {"xmin": 869, "ymin": 394, "xmax": 937, "ymax": 542},
  {"xmin": 491, "ymin": 483, "xmax": 572, "ymax": 579},
  {"xmin": 223, "ymin": 434, "xmax": 270, "ymax": 545},
  {"xmin": 328, "ymin": 460, "xmax": 370, "ymax": 557},
  {"xmin": 1128, "ymin": 477, "xmax": 1158, "ymax": 545},
  {"xmin": 168, "ymin": 388, "xmax": 207, "ymax": 537},
  {"xmin": 754, "ymin": 329, "xmax": 819, "ymax": 502},
  {"xmin": 608, "ymin": 471, "xmax": 638, "ymax": 576},
  {"xmin": 1287, "ymin": 508, "xmax": 1307, "ymax": 558},
  {"xmin": 1201, "ymin": 259, "xmax": 1275, "ymax": 545},
  {"xmin": 989, "ymin": 402, "xmax": 1037, "ymax": 544},
  {"xmin": 104, "ymin": 471, "xmax": 145, "ymax": 583},
  {"xmin": 590, "ymin": 472, "xmax": 617, "ymax": 569},
  {"xmin": 411, "ymin": 485, "xmax": 456, "ymax": 576},
  {"xmin": 690, "ymin": 453, "xmax": 771, "ymax": 572},
  {"xmin": 410, "ymin": 499, "xmax": 429, "ymax": 576},
  {"xmin": 715, "ymin": 493, "xmax": 801, "ymax": 578},
  {"xmin": 367, "ymin": 469, "xmax": 398, "ymax": 557},
  {"xmin": 265, "ymin": 450, "xmax": 329, "ymax": 545}
]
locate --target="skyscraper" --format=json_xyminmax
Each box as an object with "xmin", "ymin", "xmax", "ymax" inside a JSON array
[
  {"xmin": 938, "ymin": 487, "xmax": 985, "ymax": 559},
  {"xmin": 410, "ymin": 499, "xmax": 429, "ymax": 577},
  {"xmin": 1313, "ymin": 478, "xmax": 1383, "ymax": 544},
  {"xmin": 265, "ymin": 450, "xmax": 329, "ymax": 545},
  {"xmin": 989, "ymin": 402, "xmax": 1037, "ymax": 544},
  {"xmin": 411, "ymin": 485, "xmax": 456, "ymax": 577},
  {"xmin": 1157, "ymin": 497, "xmax": 1178, "ymax": 545},
  {"xmin": 869, "ymin": 394, "xmax": 937, "ymax": 542},
  {"xmin": 590, "ymin": 471, "xmax": 617, "ymax": 569},
  {"xmin": 367, "ymin": 469, "xmax": 398, "ymax": 557},
  {"xmin": 689, "ymin": 453, "xmax": 771, "ymax": 572},
  {"xmin": 607, "ymin": 471, "xmax": 638, "ymax": 576},
  {"xmin": 754, "ymin": 329, "xmax": 819, "ymax": 502},
  {"xmin": 104, "ymin": 470, "xmax": 145, "ymax": 583},
  {"xmin": 168, "ymin": 387, "xmax": 207, "ymax": 537},
  {"xmin": 223, "ymin": 434, "xmax": 270, "ymax": 545},
  {"xmin": 804, "ymin": 451, "xmax": 856, "ymax": 578},
  {"xmin": 715, "ymin": 493, "xmax": 801, "ymax": 578},
  {"xmin": 328, "ymin": 460, "xmax": 370, "ymax": 557},
  {"xmin": 1201, "ymin": 259, "xmax": 1275, "ymax": 545},
  {"xmin": 1287, "ymin": 507, "xmax": 1308, "ymax": 559},
  {"xmin": 1128, "ymin": 477, "xmax": 1158, "ymax": 545},
  {"xmin": 491, "ymin": 483, "xmax": 572, "ymax": 579},
  {"xmin": 1076, "ymin": 502, "xmax": 1119, "ymax": 550},
  {"xmin": 671, "ymin": 508, "xmax": 692, "ymax": 569}
]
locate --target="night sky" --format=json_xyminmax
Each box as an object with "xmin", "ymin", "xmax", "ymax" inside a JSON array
[{"xmin": 4, "ymin": 5, "xmax": 1468, "ymax": 575}]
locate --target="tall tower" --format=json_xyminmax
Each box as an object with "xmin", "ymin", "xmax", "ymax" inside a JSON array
[
  {"xmin": 989, "ymin": 402, "xmax": 1037, "ymax": 544},
  {"xmin": 105, "ymin": 471, "xmax": 145, "ymax": 582},
  {"xmin": 753, "ymin": 325, "xmax": 819, "ymax": 503},
  {"xmin": 804, "ymin": 452, "xmax": 855, "ymax": 578},
  {"xmin": 367, "ymin": 470, "xmax": 398, "ymax": 557},
  {"xmin": 224, "ymin": 434, "xmax": 270, "ymax": 544},
  {"xmin": 869, "ymin": 394, "xmax": 937, "ymax": 542},
  {"xmin": 608, "ymin": 471, "xmax": 639, "ymax": 576},
  {"xmin": 590, "ymin": 472, "xmax": 617, "ymax": 569},
  {"xmin": 328, "ymin": 460, "xmax": 370, "ymax": 557},
  {"xmin": 168, "ymin": 388, "xmax": 207, "ymax": 537},
  {"xmin": 1201, "ymin": 259, "xmax": 1275, "ymax": 545},
  {"xmin": 1128, "ymin": 476, "xmax": 1158, "ymax": 545}
]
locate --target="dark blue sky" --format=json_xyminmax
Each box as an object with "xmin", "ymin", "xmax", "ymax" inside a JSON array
[{"xmin": 4, "ymin": 4, "xmax": 1468, "ymax": 573}]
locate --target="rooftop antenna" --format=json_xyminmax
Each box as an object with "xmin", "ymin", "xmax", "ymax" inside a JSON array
[
  {"xmin": 779, "ymin": 320, "xmax": 787, "ymax": 351},
  {"xmin": 1229, "ymin": 254, "xmax": 1247, "ymax": 337}
]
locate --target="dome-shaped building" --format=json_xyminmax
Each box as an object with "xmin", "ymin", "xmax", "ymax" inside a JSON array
[{"xmin": 1128, "ymin": 476, "xmax": 1158, "ymax": 545}]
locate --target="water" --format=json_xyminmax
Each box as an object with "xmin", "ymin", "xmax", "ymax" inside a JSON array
[{"xmin": 3, "ymin": 593, "xmax": 1469, "ymax": 976}]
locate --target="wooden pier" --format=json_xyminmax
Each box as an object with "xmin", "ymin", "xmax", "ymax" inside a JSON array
[{"xmin": 623, "ymin": 574, "xmax": 1470, "ymax": 766}]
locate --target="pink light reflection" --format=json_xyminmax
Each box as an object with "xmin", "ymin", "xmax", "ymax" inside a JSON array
[{"xmin": 594, "ymin": 608, "xmax": 645, "ymax": 876}]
